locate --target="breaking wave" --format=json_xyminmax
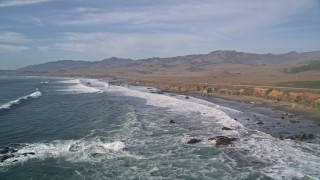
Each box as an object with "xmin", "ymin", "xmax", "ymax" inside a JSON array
[
  {"xmin": 104, "ymin": 82, "xmax": 320, "ymax": 179},
  {"xmin": 56, "ymin": 79, "xmax": 103, "ymax": 94},
  {"xmin": 0, "ymin": 138, "xmax": 135, "ymax": 167},
  {"xmin": 0, "ymin": 90, "xmax": 42, "ymax": 111}
]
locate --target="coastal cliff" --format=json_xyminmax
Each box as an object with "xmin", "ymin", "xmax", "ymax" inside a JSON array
[{"xmin": 127, "ymin": 80, "xmax": 320, "ymax": 110}]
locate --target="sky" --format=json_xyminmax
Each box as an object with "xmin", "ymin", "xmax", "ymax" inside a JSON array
[{"xmin": 0, "ymin": 0, "xmax": 320, "ymax": 69}]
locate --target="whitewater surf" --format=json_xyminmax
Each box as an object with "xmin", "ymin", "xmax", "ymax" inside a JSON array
[{"xmin": 0, "ymin": 77, "xmax": 319, "ymax": 179}]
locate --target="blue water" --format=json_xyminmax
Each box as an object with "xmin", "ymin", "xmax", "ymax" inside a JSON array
[{"xmin": 0, "ymin": 76, "xmax": 320, "ymax": 179}]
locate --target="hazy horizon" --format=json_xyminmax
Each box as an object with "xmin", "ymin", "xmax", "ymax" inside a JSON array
[{"xmin": 0, "ymin": 0, "xmax": 320, "ymax": 69}]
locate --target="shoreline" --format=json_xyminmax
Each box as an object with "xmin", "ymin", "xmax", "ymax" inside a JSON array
[
  {"xmin": 119, "ymin": 80, "xmax": 320, "ymax": 141},
  {"xmin": 122, "ymin": 79, "xmax": 320, "ymax": 121},
  {"xmin": 202, "ymin": 93, "xmax": 320, "ymax": 121},
  {"xmin": 2, "ymin": 75, "xmax": 319, "ymax": 121}
]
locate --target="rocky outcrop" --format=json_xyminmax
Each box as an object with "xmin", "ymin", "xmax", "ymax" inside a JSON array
[
  {"xmin": 187, "ymin": 138, "xmax": 201, "ymax": 144},
  {"xmin": 208, "ymin": 136, "xmax": 237, "ymax": 146},
  {"xmin": 0, "ymin": 146, "xmax": 35, "ymax": 163},
  {"xmin": 221, "ymin": 127, "xmax": 232, "ymax": 130}
]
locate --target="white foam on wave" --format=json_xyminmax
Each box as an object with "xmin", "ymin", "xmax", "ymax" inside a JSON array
[
  {"xmin": 57, "ymin": 79, "xmax": 81, "ymax": 84},
  {"xmin": 0, "ymin": 138, "xmax": 132, "ymax": 167},
  {"xmin": 56, "ymin": 79, "xmax": 102, "ymax": 94},
  {"xmin": 0, "ymin": 90, "xmax": 42, "ymax": 110},
  {"xmin": 236, "ymin": 132, "xmax": 320, "ymax": 179},
  {"xmin": 104, "ymin": 84, "xmax": 320, "ymax": 179},
  {"xmin": 106, "ymin": 85, "xmax": 244, "ymax": 132}
]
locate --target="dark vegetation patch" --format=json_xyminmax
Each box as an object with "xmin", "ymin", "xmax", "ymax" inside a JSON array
[{"xmin": 289, "ymin": 60, "xmax": 320, "ymax": 73}]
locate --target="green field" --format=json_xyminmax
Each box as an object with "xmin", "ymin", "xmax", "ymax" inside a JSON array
[{"xmin": 275, "ymin": 81, "xmax": 320, "ymax": 89}]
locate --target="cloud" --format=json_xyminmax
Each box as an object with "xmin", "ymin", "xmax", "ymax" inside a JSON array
[
  {"xmin": 0, "ymin": 44, "xmax": 30, "ymax": 53},
  {"xmin": 0, "ymin": 0, "xmax": 51, "ymax": 7},
  {"xmin": 0, "ymin": 32, "xmax": 31, "ymax": 43},
  {"xmin": 21, "ymin": 16, "xmax": 44, "ymax": 27},
  {"xmin": 53, "ymin": 32, "xmax": 208, "ymax": 58},
  {"xmin": 54, "ymin": 0, "xmax": 316, "ymax": 36},
  {"xmin": 37, "ymin": 46, "xmax": 50, "ymax": 52}
]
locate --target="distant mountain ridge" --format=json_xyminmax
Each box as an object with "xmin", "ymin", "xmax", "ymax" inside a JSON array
[
  {"xmin": 18, "ymin": 50, "xmax": 320, "ymax": 72},
  {"xmin": 19, "ymin": 58, "xmax": 132, "ymax": 72}
]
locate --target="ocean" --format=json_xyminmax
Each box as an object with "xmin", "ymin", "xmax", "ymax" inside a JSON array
[{"xmin": 0, "ymin": 76, "xmax": 319, "ymax": 179}]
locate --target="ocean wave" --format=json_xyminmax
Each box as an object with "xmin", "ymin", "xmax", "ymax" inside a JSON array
[
  {"xmin": 0, "ymin": 138, "xmax": 134, "ymax": 167},
  {"xmin": 56, "ymin": 79, "xmax": 103, "ymax": 94},
  {"xmin": 104, "ymin": 83, "xmax": 320, "ymax": 179},
  {"xmin": 0, "ymin": 90, "xmax": 42, "ymax": 110},
  {"xmin": 106, "ymin": 85, "xmax": 244, "ymax": 132}
]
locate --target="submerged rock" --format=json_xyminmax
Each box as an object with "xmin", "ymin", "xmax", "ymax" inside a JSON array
[
  {"xmin": 0, "ymin": 147, "xmax": 10, "ymax": 154},
  {"xmin": 221, "ymin": 127, "xmax": 232, "ymax": 130},
  {"xmin": 0, "ymin": 147, "xmax": 18, "ymax": 154},
  {"xmin": 209, "ymin": 136, "xmax": 237, "ymax": 146},
  {"xmin": 257, "ymin": 122, "xmax": 264, "ymax": 125},
  {"xmin": 285, "ymin": 133, "xmax": 314, "ymax": 140},
  {"xmin": 187, "ymin": 138, "xmax": 201, "ymax": 144},
  {"xmin": 296, "ymin": 133, "xmax": 314, "ymax": 140},
  {"xmin": 1, "ymin": 154, "xmax": 14, "ymax": 162},
  {"xmin": 169, "ymin": 120, "xmax": 176, "ymax": 124},
  {"xmin": 21, "ymin": 152, "xmax": 35, "ymax": 156},
  {"xmin": 150, "ymin": 90, "xmax": 164, "ymax": 94},
  {"xmin": 185, "ymin": 96, "xmax": 190, "ymax": 99},
  {"xmin": 91, "ymin": 153, "xmax": 104, "ymax": 157}
]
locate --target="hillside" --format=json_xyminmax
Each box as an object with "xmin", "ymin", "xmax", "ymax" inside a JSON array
[
  {"xmin": 15, "ymin": 50, "xmax": 320, "ymax": 85},
  {"xmin": 18, "ymin": 50, "xmax": 320, "ymax": 72}
]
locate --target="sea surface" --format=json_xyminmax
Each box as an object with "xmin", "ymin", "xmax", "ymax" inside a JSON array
[{"xmin": 0, "ymin": 76, "xmax": 320, "ymax": 180}]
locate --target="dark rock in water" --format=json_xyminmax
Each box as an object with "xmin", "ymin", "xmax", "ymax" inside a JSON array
[
  {"xmin": 307, "ymin": 134, "xmax": 315, "ymax": 139},
  {"xmin": 233, "ymin": 118, "xmax": 238, "ymax": 121},
  {"xmin": 215, "ymin": 136, "xmax": 236, "ymax": 146},
  {"xmin": 1, "ymin": 154, "xmax": 14, "ymax": 162},
  {"xmin": 21, "ymin": 152, "xmax": 35, "ymax": 156},
  {"xmin": 0, "ymin": 147, "xmax": 10, "ymax": 154},
  {"xmin": 0, "ymin": 147, "xmax": 18, "ymax": 154},
  {"xmin": 86, "ymin": 82, "xmax": 91, "ymax": 86},
  {"xmin": 222, "ymin": 127, "xmax": 232, "ymax": 130},
  {"xmin": 257, "ymin": 122, "xmax": 264, "ymax": 125},
  {"xmin": 187, "ymin": 138, "xmax": 201, "ymax": 144},
  {"xmin": 13, "ymin": 160, "xmax": 18, "ymax": 162},
  {"xmin": 208, "ymin": 136, "xmax": 237, "ymax": 146},
  {"xmin": 289, "ymin": 120, "xmax": 299, "ymax": 123},
  {"xmin": 169, "ymin": 120, "xmax": 175, "ymax": 124},
  {"xmin": 11, "ymin": 149, "xmax": 18, "ymax": 153},
  {"xmin": 246, "ymin": 118, "xmax": 250, "ymax": 120},
  {"xmin": 296, "ymin": 133, "xmax": 314, "ymax": 140},
  {"xmin": 281, "ymin": 116, "xmax": 285, "ymax": 119},
  {"xmin": 150, "ymin": 90, "xmax": 164, "ymax": 94},
  {"xmin": 185, "ymin": 96, "xmax": 190, "ymax": 99},
  {"xmin": 91, "ymin": 153, "xmax": 104, "ymax": 157}
]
